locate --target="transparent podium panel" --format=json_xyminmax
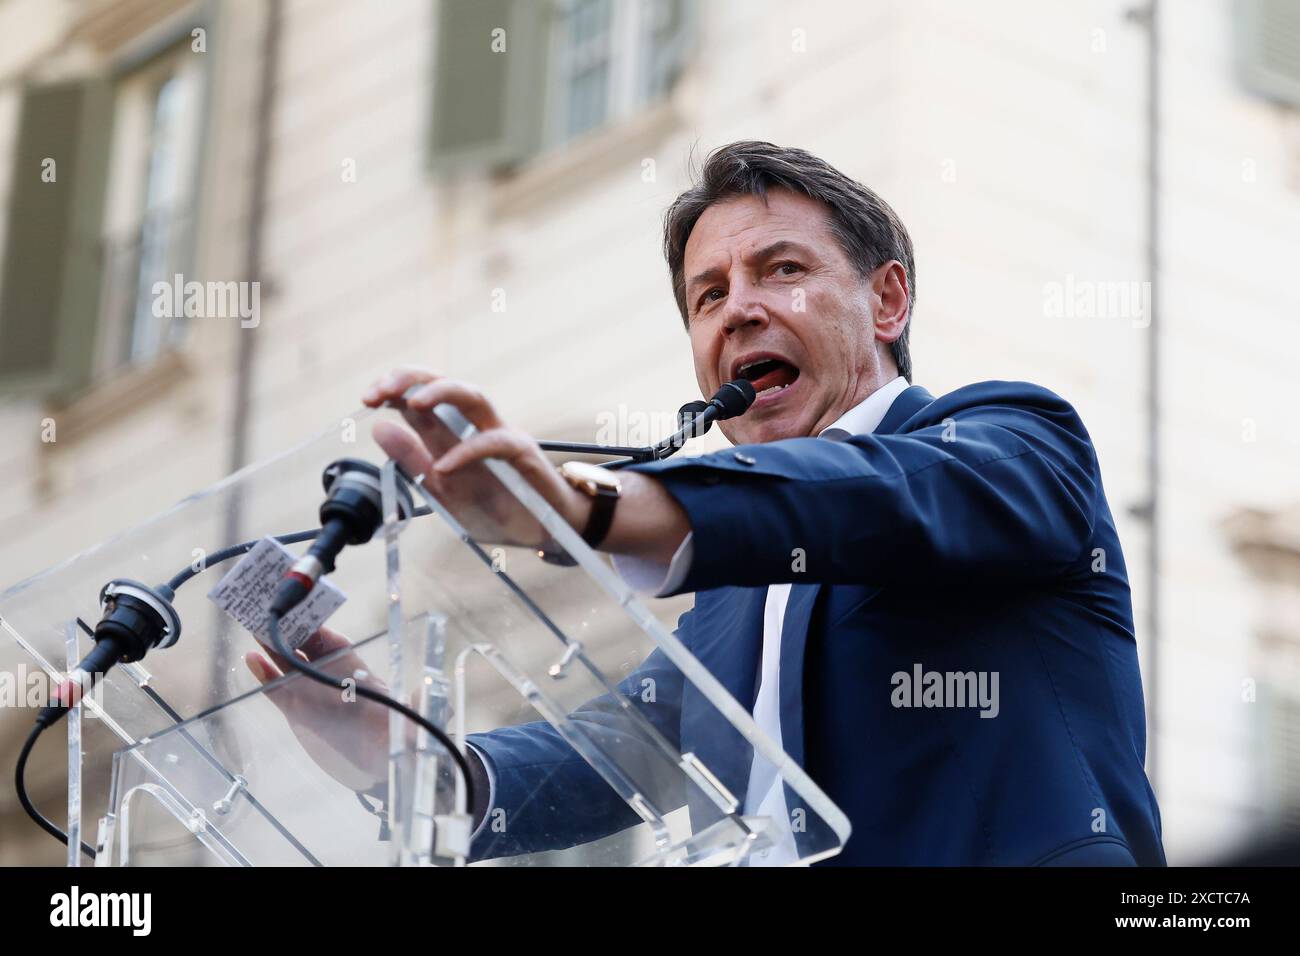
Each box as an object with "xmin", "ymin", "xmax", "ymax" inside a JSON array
[
  {"xmin": 96, "ymin": 615, "xmax": 457, "ymax": 866},
  {"xmin": 0, "ymin": 403, "xmax": 850, "ymax": 866}
]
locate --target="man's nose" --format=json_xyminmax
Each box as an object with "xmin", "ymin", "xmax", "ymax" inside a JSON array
[{"xmin": 720, "ymin": 283, "xmax": 770, "ymax": 336}]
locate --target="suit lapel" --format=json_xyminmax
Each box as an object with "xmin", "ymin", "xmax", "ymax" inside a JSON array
[{"xmin": 692, "ymin": 586, "xmax": 765, "ymax": 710}]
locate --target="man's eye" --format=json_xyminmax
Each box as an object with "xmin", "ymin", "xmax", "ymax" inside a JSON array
[
  {"xmin": 702, "ymin": 288, "xmax": 725, "ymax": 304},
  {"xmin": 775, "ymin": 261, "xmax": 802, "ymax": 276}
]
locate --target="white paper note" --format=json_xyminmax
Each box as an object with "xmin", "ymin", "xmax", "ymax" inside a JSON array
[{"xmin": 207, "ymin": 537, "xmax": 347, "ymax": 651}]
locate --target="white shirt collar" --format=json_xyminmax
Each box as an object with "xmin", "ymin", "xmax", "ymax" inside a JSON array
[{"xmin": 819, "ymin": 375, "xmax": 910, "ymax": 441}]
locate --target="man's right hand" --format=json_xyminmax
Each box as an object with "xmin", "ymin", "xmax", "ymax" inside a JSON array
[
  {"xmin": 245, "ymin": 625, "xmax": 494, "ymax": 832},
  {"xmin": 244, "ymin": 625, "xmax": 392, "ymax": 792}
]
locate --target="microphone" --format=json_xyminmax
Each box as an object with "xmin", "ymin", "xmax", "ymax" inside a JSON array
[
  {"xmin": 37, "ymin": 579, "xmax": 182, "ymax": 727},
  {"xmin": 701, "ymin": 378, "xmax": 756, "ymax": 426},
  {"xmin": 270, "ymin": 458, "xmax": 414, "ymax": 616},
  {"xmin": 677, "ymin": 400, "xmax": 709, "ymax": 432},
  {"xmin": 41, "ymin": 457, "xmax": 413, "ymax": 720},
  {"xmin": 258, "ymin": 457, "xmax": 480, "ymax": 823},
  {"xmin": 650, "ymin": 378, "xmax": 756, "ymax": 460}
]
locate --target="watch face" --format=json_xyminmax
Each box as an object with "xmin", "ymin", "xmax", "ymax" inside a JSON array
[{"xmin": 563, "ymin": 460, "xmax": 621, "ymax": 493}]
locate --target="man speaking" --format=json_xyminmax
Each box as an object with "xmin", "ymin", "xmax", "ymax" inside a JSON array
[{"xmin": 253, "ymin": 141, "xmax": 1165, "ymax": 866}]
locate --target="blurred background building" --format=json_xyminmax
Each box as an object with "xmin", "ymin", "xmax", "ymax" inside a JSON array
[{"xmin": 1, "ymin": 0, "xmax": 1298, "ymax": 864}]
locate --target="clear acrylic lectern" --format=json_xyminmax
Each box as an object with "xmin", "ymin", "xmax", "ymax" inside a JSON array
[{"xmin": 0, "ymin": 403, "xmax": 849, "ymax": 866}]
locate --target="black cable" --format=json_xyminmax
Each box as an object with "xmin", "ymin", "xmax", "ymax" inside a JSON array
[
  {"xmin": 16, "ymin": 721, "xmax": 96, "ymax": 861},
  {"xmin": 166, "ymin": 529, "xmax": 320, "ymax": 592},
  {"xmin": 163, "ymin": 508, "xmax": 433, "ymax": 592},
  {"xmin": 266, "ymin": 612, "xmax": 476, "ymax": 845}
]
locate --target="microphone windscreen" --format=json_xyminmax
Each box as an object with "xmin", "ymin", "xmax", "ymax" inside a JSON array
[
  {"xmin": 712, "ymin": 379, "xmax": 756, "ymax": 419},
  {"xmin": 677, "ymin": 400, "xmax": 709, "ymax": 428}
]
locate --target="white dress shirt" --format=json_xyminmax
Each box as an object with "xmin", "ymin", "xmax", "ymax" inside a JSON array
[{"xmin": 613, "ymin": 375, "xmax": 910, "ymax": 865}]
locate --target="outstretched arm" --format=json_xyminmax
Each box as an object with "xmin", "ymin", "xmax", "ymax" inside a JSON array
[{"xmin": 621, "ymin": 382, "xmax": 1101, "ymax": 593}]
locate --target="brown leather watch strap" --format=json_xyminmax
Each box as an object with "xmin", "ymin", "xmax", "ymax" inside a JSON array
[{"xmin": 580, "ymin": 486, "xmax": 619, "ymax": 549}]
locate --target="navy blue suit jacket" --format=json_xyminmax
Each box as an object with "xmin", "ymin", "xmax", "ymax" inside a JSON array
[{"xmin": 468, "ymin": 381, "xmax": 1166, "ymax": 865}]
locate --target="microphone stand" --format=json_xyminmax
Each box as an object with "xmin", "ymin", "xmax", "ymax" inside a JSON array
[
  {"xmin": 538, "ymin": 401, "xmax": 710, "ymax": 469},
  {"xmin": 535, "ymin": 440, "xmax": 658, "ymax": 464}
]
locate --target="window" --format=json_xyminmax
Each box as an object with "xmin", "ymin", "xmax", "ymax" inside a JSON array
[
  {"xmin": 551, "ymin": 0, "xmax": 614, "ymax": 142},
  {"xmin": 97, "ymin": 42, "xmax": 205, "ymax": 372},
  {"xmin": 429, "ymin": 0, "xmax": 694, "ymax": 172},
  {"xmin": 545, "ymin": 0, "xmax": 690, "ymax": 147}
]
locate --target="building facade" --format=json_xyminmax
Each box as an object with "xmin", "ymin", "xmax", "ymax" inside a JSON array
[{"xmin": 1, "ymin": 0, "xmax": 1297, "ymax": 863}]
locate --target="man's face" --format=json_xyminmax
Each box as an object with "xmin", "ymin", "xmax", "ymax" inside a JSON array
[{"xmin": 683, "ymin": 189, "xmax": 898, "ymax": 445}]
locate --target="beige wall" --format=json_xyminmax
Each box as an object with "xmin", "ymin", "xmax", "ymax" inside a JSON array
[{"xmin": 1, "ymin": 0, "xmax": 1297, "ymax": 863}]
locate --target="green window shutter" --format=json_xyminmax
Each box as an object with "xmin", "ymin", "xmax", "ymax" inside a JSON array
[
  {"xmin": 428, "ymin": 0, "xmax": 551, "ymax": 173},
  {"xmin": 1236, "ymin": 0, "xmax": 1300, "ymax": 106},
  {"xmin": 0, "ymin": 78, "xmax": 113, "ymax": 399}
]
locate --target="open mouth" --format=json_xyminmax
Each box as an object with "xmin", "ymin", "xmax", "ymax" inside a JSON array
[{"xmin": 735, "ymin": 356, "xmax": 801, "ymax": 399}]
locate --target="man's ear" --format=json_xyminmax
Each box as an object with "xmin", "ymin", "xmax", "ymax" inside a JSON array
[{"xmin": 871, "ymin": 260, "xmax": 910, "ymax": 345}]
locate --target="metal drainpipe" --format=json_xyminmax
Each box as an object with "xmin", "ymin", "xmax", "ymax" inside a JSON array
[
  {"xmin": 213, "ymin": 0, "xmax": 282, "ymax": 690},
  {"xmin": 1126, "ymin": 0, "xmax": 1162, "ymax": 796}
]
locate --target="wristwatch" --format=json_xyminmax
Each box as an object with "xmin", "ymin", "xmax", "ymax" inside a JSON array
[{"xmin": 558, "ymin": 461, "xmax": 622, "ymax": 550}]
